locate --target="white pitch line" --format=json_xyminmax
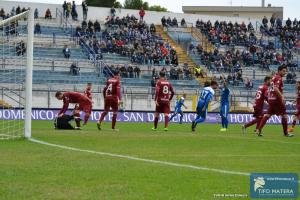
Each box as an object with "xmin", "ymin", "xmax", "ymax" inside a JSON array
[{"xmin": 29, "ymin": 138, "xmax": 300, "ymax": 184}]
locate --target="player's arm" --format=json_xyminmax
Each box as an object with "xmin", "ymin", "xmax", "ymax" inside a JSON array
[
  {"xmin": 183, "ymin": 103, "xmax": 188, "ymax": 109},
  {"xmin": 273, "ymin": 84, "xmax": 284, "ymax": 102},
  {"xmin": 103, "ymin": 82, "xmax": 108, "ymax": 98},
  {"xmin": 263, "ymin": 89, "xmax": 269, "ymax": 105},
  {"xmin": 169, "ymin": 84, "xmax": 175, "ymax": 101},
  {"xmin": 116, "ymin": 80, "xmax": 122, "ymax": 104},
  {"xmin": 86, "ymin": 89, "xmax": 92, "ymax": 99},
  {"xmin": 58, "ymin": 97, "xmax": 69, "ymax": 117},
  {"xmin": 154, "ymin": 82, "xmax": 160, "ymax": 106},
  {"xmin": 221, "ymin": 74, "xmax": 228, "ymax": 88}
]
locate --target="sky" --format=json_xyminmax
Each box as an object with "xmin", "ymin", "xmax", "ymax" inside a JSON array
[{"xmin": 4, "ymin": 0, "xmax": 300, "ymax": 19}]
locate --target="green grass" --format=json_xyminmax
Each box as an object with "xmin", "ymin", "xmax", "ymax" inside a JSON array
[{"xmin": 0, "ymin": 121, "xmax": 300, "ymax": 200}]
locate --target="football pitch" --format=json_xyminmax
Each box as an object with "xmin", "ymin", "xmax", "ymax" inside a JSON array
[{"xmin": 0, "ymin": 121, "xmax": 299, "ymax": 200}]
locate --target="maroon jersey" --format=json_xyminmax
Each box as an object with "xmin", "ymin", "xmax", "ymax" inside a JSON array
[
  {"xmin": 253, "ymin": 83, "xmax": 268, "ymax": 109},
  {"xmin": 84, "ymin": 87, "xmax": 92, "ymax": 100},
  {"xmin": 103, "ymin": 77, "xmax": 121, "ymax": 100},
  {"xmin": 59, "ymin": 92, "xmax": 91, "ymax": 115},
  {"xmin": 297, "ymin": 89, "xmax": 300, "ymax": 108},
  {"xmin": 155, "ymin": 79, "xmax": 174, "ymax": 103},
  {"xmin": 268, "ymin": 73, "xmax": 283, "ymax": 102}
]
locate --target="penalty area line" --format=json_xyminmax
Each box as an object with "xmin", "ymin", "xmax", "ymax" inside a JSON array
[{"xmin": 29, "ymin": 138, "xmax": 300, "ymax": 183}]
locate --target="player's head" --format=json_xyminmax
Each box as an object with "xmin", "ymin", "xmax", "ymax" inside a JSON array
[
  {"xmin": 55, "ymin": 91, "xmax": 64, "ymax": 100},
  {"xmin": 180, "ymin": 96, "xmax": 185, "ymax": 101},
  {"xmin": 210, "ymin": 80, "xmax": 219, "ymax": 89},
  {"xmin": 182, "ymin": 94, "xmax": 186, "ymax": 99},
  {"xmin": 264, "ymin": 76, "xmax": 272, "ymax": 86},
  {"xmin": 87, "ymin": 83, "xmax": 92, "ymax": 89},
  {"xmin": 296, "ymin": 81, "xmax": 300, "ymax": 89},
  {"xmin": 159, "ymin": 71, "xmax": 166, "ymax": 79},
  {"xmin": 113, "ymin": 70, "xmax": 120, "ymax": 78},
  {"xmin": 278, "ymin": 65, "xmax": 288, "ymax": 77}
]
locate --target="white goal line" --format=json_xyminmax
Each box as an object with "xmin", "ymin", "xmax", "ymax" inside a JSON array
[{"xmin": 29, "ymin": 138, "xmax": 300, "ymax": 184}]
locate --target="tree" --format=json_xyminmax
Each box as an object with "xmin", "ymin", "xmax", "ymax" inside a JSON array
[
  {"xmin": 87, "ymin": 0, "xmax": 167, "ymax": 12},
  {"xmin": 149, "ymin": 5, "xmax": 168, "ymax": 12},
  {"xmin": 124, "ymin": 0, "xmax": 148, "ymax": 10},
  {"xmin": 113, "ymin": 1, "xmax": 123, "ymax": 8},
  {"xmin": 86, "ymin": 0, "xmax": 117, "ymax": 7}
]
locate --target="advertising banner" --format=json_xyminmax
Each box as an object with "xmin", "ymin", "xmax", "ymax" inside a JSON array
[{"xmin": 0, "ymin": 109, "xmax": 297, "ymax": 124}]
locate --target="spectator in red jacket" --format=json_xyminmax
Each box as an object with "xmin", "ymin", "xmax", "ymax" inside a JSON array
[{"xmin": 139, "ymin": 7, "xmax": 145, "ymax": 21}]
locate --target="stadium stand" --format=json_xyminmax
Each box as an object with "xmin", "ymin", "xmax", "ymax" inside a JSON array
[{"xmin": 0, "ymin": 3, "xmax": 299, "ymax": 111}]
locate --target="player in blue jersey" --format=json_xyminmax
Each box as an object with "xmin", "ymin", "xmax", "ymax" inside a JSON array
[
  {"xmin": 220, "ymin": 75, "xmax": 230, "ymax": 132},
  {"xmin": 192, "ymin": 80, "xmax": 218, "ymax": 132},
  {"xmin": 169, "ymin": 95, "xmax": 188, "ymax": 124}
]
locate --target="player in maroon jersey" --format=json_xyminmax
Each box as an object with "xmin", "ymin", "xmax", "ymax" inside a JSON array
[
  {"xmin": 73, "ymin": 83, "xmax": 93, "ymax": 127},
  {"xmin": 152, "ymin": 71, "xmax": 175, "ymax": 131},
  {"xmin": 55, "ymin": 91, "xmax": 92, "ymax": 130},
  {"xmin": 97, "ymin": 71, "xmax": 121, "ymax": 131},
  {"xmin": 257, "ymin": 65, "xmax": 294, "ymax": 137},
  {"xmin": 242, "ymin": 76, "xmax": 271, "ymax": 133},
  {"xmin": 84, "ymin": 83, "xmax": 92, "ymax": 100},
  {"xmin": 288, "ymin": 81, "xmax": 300, "ymax": 132}
]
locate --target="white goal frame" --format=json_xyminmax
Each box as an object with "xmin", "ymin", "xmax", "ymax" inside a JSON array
[{"xmin": 0, "ymin": 9, "xmax": 34, "ymax": 138}]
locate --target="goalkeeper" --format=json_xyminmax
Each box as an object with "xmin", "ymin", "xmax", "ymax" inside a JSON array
[
  {"xmin": 55, "ymin": 91, "xmax": 92, "ymax": 130},
  {"xmin": 54, "ymin": 114, "xmax": 75, "ymax": 130}
]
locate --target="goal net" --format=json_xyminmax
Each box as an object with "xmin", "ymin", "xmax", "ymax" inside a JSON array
[{"xmin": 0, "ymin": 10, "xmax": 34, "ymax": 140}]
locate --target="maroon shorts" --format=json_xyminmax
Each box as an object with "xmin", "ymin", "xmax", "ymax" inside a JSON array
[
  {"xmin": 104, "ymin": 97, "xmax": 118, "ymax": 112},
  {"xmin": 267, "ymin": 101, "xmax": 286, "ymax": 116},
  {"xmin": 79, "ymin": 102, "xmax": 92, "ymax": 114},
  {"xmin": 155, "ymin": 102, "xmax": 170, "ymax": 114},
  {"xmin": 253, "ymin": 106, "xmax": 263, "ymax": 118}
]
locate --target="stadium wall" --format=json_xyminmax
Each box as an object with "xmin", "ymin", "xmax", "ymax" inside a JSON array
[{"xmin": 1, "ymin": 1, "xmax": 260, "ymax": 25}]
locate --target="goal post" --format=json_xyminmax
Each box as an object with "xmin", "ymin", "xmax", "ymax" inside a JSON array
[
  {"xmin": 0, "ymin": 9, "xmax": 34, "ymax": 139},
  {"xmin": 25, "ymin": 9, "xmax": 34, "ymax": 138}
]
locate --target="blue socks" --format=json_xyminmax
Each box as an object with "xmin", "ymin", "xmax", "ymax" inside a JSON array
[{"xmin": 221, "ymin": 116, "xmax": 228, "ymax": 128}]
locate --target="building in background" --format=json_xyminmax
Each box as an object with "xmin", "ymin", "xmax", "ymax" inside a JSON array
[{"xmin": 182, "ymin": 5, "xmax": 283, "ymax": 20}]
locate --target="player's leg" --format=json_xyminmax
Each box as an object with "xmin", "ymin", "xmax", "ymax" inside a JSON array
[
  {"xmin": 73, "ymin": 105, "xmax": 81, "ymax": 130},
  {"xmin": 97, "ymin": 99, "xmax": 109, "ymax": 130},
  {"xmin": 220, "ymin": 106, "xmax": 225, "ymax": 129},
  {"xmin": 257, "ymin": 104, "xmax": 276, "ymax": 136},
  {"xmin": 244, "ymin": 118, "xmax": 259, "ymax": 129},
  {"xmin": 288, "ymin": 115, "xmax": 297, "ymax": 132},
  {"xmin": 153, "ymin": 112, "xmax": 159, "ymax": 130},
  {"xmin": 179, "ymin": 111, "xmax": 184, "ymax": 124},
  {"xmin": 257, "ymin": 113, "xmax": 271, "ymax": 136},
  {"xmin": 220, "ymin": 105, "xmax": 228, "ymax": 131},
  {"xmin": 192, "ymin": 105, "xmax": 206, "ymax": 131},
  {"xmin": 225, "ymin": 104, "xmax": 230, "ymax": 129},
  {"xmin": 83, "ymin": 104, "xmax": 93, "ymax": 125},
  {"xmin": 242, "ymin": 108, "xmax": 261, "ymax": 133},
  {"xmin": 288, "ymin": 112, "xmax": 299, "ymax": 132},
  {"xmin": 81, "ymin": 103, "xmax": 92, "ymax": 125},
  {"xmin": 163, "ymin": 104, "xmax": 170, "ymax": 131},
  {"xmin": 281, "ymin": 114, "xmax": 289, "ymax": 136},
  {"xmin": 220, "ymin": 104, "xmax": 229, "ymax": 131},
  {"xmin": 169, "ymin": 110, "xmax": 177, "ymax": 121},
  {"xmin": 164, "ymin": 113, "xmax": 169, "ymax": 131},
  {"xmin": 111, "ymin": 101, "xmax": 119, "ymax": 130}
]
